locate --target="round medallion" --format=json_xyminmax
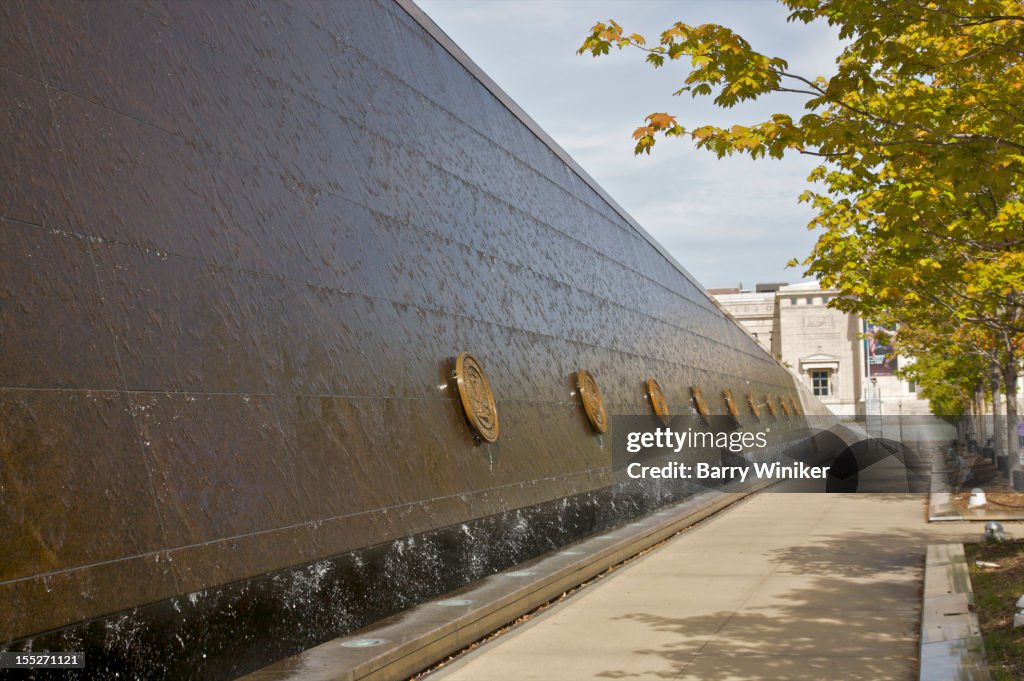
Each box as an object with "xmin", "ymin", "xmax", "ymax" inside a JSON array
[
  {"xmin": 646, "ymin": 377, "xmax": 670, "ymax": 425},
  {"xmin": 747, "ymin": 393, "xmax": 761, "ymax": 418},
  {"xmin": 577, "ymin": 369, "xmax": 608, "ymax": 433},
  {"xmin": 690, "ymin": 385, "xmax": 710, "ymax": 421},
  {"xmin": 454, "ymin": 352, "xmax": 500, "ymax": 443},
  {"xmin": 723, "ymin": 388, "xmax": 740, "ymax": 420}
]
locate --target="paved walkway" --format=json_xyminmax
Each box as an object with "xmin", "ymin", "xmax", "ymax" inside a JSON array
[{"xmin": 428, "ymin": 492, "xmax": 981, "ymax": 681}]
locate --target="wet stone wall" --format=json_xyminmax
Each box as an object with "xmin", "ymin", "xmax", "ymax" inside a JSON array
[{"xmin": 0, "ymin": 0, "xmax": 821, "ymax": 677}]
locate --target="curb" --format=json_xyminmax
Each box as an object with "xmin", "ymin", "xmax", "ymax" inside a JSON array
[{"xmin": 920, "ymin": 544, "xmax": 990, "ymax": 680}]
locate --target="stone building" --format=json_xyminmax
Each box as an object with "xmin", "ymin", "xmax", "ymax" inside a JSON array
[{"xmin": 713, "ymin": 281, "xmax": 928, "ymax": 417}]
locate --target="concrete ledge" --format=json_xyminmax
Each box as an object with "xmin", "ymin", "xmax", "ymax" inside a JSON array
[
  {"xmin": 920, "ymin": 544, "xmax": 990, "ymax": 681},
  {"xmin": 928, "ymin": 453, "xmax": 962, "ymax": 522},
  {"xmin": 238, "ymin": 488, "xmax": 751, "ymax": 681}
]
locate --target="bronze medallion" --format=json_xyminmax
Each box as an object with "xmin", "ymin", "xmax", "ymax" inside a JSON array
[
  {"xmin": 646, "ymin": 377, "xmax": 670, "ymax": 425},
  {"xmin": 765, "ymin": 394, "xmax": 778, "ymax": 418},
  {"xmin": 690, "ymin": 385, "xmax": 710, "ymax": 421},
  {"xmin": 577, "ymin": 369, "xmax": 608, "ymax": 434},
  {"xmin": 747, "ymin": 393, "xmax": 761, "ymax": 418},
  {"xmin": 723, "ymin": 388, "xmax": 740, "ymax": 420},
  {"xmin": 455, "ymin": 352, "xmax": 500, "ymax": 443}
]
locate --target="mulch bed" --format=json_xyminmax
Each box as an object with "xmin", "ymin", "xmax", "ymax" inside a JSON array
[
  {"xmin": 952, "ymin": 491, "xmax": 1024, "ymax": 516},
  {"xmin": 947, "ymin": 454, "xmax": 1024, "ymax": 516},
  {"xmin": 965, "ymin": 540, "xmax": 1024, "ymax": 681}
]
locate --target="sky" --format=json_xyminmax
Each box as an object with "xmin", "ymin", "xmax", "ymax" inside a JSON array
[{"xmin": 417, "ymin": 0, "xmax": 845, "ymax": 290}]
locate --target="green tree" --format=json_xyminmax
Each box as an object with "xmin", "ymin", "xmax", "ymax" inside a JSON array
[{"xmin": 579, "ymin": 0, "xmax": 1024, "ymax": 467}]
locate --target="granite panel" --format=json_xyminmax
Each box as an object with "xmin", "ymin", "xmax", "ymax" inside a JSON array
[
  {"xmin": 0, "ymin": 1, "xmax": 40, "ymax": 80},
  {"xmin": 137, "ymin": 1, "xmax": 291, "ymax": 79},
  {"xmin": 0, "ymin": 69, "xmax": 81, "ymax": 230},
  {"xmin": 312, "ymin": 39, "xmax": 387, "ymax": 137},
  {"xmin": 254, "ymin": 282, "xmax": 367, "ymax": 398},
  {"xmin": 92, "ymin": 242, "xmax": 273, "ymax": 394},
  {"xmin": 25, "ymin": 0, "xmax": 193, "ymax": 136},
  {"xmin": 277, "ymin": 5, "xmax": 360, "ymax": 101},
  {"xmin": 0, "ymin": 548, "xmax": 180, "ymax": 644},
  {"xmin": 264, "ymin": 288, "xmax": 410, "ymax": 400},
  {"xmin": 0, "ymin": 389, "xmax": 164, "ymax": 581},
  {"xmin": 390, "ymin": 304, "xmax": 467, "ymax": 400},
  {"xmin": 170, "ymin": 33, "xmax": 324, "ymax": 185},
  {"xmin": 370, "ymin": 0, "xmax": 450, "ymax": 104},
  {"xmin": 202, "ymin": 150, "xmax": 312, "ymax": 279},
  {"xmin": 0, "ymin": 220, "xmax": 121, "ymax": 390},
  {"xmin": 52, "ymin": 91, "xmax": 243, "ymax": 262},
  {"xmin": 290, "ymin": 192, "xmax": 403, "ymax": 297},
  {"xmin": 129, "ymin": 391, "xmax": 304, "ymax": 548},
  {"xmin": 386, "ymin": 220, "xmax": 507, "ymax": 325},
  {"xmin": 169, "ymin": 522, "xmax": 319, "ymax": 595},
  {"xmin": 302, "ymin": 0, "xmax": 412, "ymax": 87},
  {"xmin": 276, "ymin": 395, "xmax": 403, "ymax": 520},
  {"xmin": 375, "ymin": 397, "xmax": 483, "ymax": 505}
]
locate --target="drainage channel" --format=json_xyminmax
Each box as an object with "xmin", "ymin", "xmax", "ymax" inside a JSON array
[{"xmin": 238, "ymin": 488, "xmax": 759, "ymax": 681}]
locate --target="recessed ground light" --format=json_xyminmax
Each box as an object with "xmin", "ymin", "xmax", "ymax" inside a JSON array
[
  {"xmin": 559, "ymin": 550, "xmax": 584, "ymax": 555},
  {"xmin": 437, "ymin": 598, "xmax": 474, "ymax": 607},
  {"xmin": 984, "ymin": 521, "xmax": 1007, "ymax": 542},
  {"xmin": 503, "ymin": 570, "xmax": 536, "ymax": 577},
  {"xmin": 341, "ymin": 639, "xmax": 385, "ymax": 648}
]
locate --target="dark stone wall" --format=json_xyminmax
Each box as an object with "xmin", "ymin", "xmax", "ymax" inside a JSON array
[{"xmin": 0, "ymin": 0, "xmax": 817, "ymax": 671}]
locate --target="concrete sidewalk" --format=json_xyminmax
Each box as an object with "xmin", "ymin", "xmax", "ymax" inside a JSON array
[{"xmin": 427, "ymin": 493, "xmax": 980, "ymax": 681}]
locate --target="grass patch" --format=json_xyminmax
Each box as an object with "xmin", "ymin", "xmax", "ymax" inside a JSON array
[{"xmin": 965, "ymin": 540, "xmax": 1024, "ymax": 681}]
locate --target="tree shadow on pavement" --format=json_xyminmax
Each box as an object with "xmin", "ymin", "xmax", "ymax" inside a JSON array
[{"xmin": 594, "ymin": 521, "xmax": 973, "ymax": 681}]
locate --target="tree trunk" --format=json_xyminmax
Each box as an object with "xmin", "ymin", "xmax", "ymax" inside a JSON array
[
  {"xmin": 978, "ymin": 383, "xmax": 988, "ymax": 445},
  {"xmin": 1004, "ymin": 360, "xmax": 1020, "ymax": 473},
  {"xmin": 972, "ymin": 387, "xmax": 982, "ymax": 451},
  {"xmin": 991, "ymin": 362, "xmax": 1004, "ymax": 459}
]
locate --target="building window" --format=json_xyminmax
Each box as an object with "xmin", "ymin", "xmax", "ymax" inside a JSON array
[
  {"xmin": 811, "ymin": 370, "xmax": 830, "ymax": 396},
  {"xmin": 908, "ymin": 380, "xmax": 916, "ymax": 394}
]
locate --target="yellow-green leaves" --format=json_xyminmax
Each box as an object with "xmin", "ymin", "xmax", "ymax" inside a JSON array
[
  {"xmin": 632, "ymin": 113, "xmax": 685, "ymax": 155},
  {"xmin": 579, "ymin": 1, "xmax": 1024, "ymax": 416}
]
